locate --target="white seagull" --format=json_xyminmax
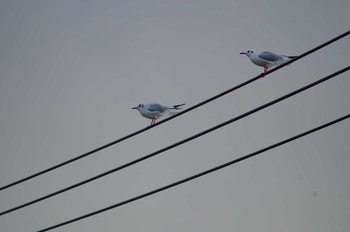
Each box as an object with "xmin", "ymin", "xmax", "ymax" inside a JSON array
[
  {"xmin": 240, "ymin": 50, "xmax": 297, "ymax": 75},
  {"xmin": 132, "ymin": 103, "xmax": 186, "ymax": 126}
]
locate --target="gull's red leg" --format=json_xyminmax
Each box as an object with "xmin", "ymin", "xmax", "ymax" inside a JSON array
[
  {"xmin": 260, "ymin": 66, "xmax": 269, "ymax": 77},
  {"xmin": 150, "ymin": 118, "xmax": 156, "ymax": 125}
]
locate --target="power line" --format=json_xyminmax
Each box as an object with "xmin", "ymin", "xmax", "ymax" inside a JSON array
[
  {"xmin": 0, "ymin": 31, "xmax": 348, "ymax": 192},
  {"xmin": 5, "ymin": 32, "xmax": 350, "ymax": 190},
  {"xmin": 36, "ymin": 113, "xmax": 350, "ymax": 232},
  {"xmin": 1, "ymin": 66, "xmax": 348, "ymax": 217}
]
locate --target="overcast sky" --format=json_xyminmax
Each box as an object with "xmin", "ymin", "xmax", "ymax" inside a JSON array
[{"xmin": 0, "ymin": 1, "xmax": 349, "ymax": 231}]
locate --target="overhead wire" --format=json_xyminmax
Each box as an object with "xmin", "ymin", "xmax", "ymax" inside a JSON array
[
  {"xmin": 1, "ymin": 66, "xmax": 348, "ymax": 217},
  {"xmin": 36, "ymin": 113, "xmax": 350, "ymax": 231},
  {"xmin": 0, "ymin": 30, "xmax": 348, "ymax": 192}
]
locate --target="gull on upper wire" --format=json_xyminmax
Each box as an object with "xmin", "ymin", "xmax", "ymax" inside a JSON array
[
  {"xmin": 132, "ymin": 103, "xmax": 186, "ymax": 126},
  {"xmin": 240, "ymin": 50, "xmax": 297, "ymax": 75}
]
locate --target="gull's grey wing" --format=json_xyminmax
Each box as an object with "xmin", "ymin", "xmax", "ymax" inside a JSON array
[
  {"xmin": 258, "ymin": 51, "xmax": 283, "ymax": 62},
  {"xmin": 148, "ymin": 104, "xmax": 168, "ymax": 113}
]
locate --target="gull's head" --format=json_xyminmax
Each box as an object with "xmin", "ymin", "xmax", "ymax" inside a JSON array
[
  {"xmin": 132, "ymin": 103, "xmax": 144, "ymax": 111},
  {"xmin": 240, "ymin": 50, "xmax": 254, "ymax": 57}
]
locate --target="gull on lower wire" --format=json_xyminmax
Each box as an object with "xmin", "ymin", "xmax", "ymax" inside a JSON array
[
  {"xmin": 240, "ymin": 50, "xmax": 297, "ymax": 75},
  {"xmin": 132, "ymin": 103, "xmax": 186, "ymax": 126}
]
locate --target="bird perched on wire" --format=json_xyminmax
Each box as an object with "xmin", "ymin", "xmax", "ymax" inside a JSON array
[
  {"xmin": 132, "ymin": 103, "xmax": 186, "ymax": 126},
  {"xmin": 240, "ymin": 50, "xmax": 297, "ymax": 76}
]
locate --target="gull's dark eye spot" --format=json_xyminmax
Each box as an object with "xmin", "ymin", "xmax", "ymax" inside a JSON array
[{"xmin": 138, "ymin": 104, "xmax": 142, "ymax": 108}]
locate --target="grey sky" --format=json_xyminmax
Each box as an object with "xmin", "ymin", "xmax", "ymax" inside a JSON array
[{"xmin": 0, "ymin": 0, "xmax": 349, "ymax": 231}]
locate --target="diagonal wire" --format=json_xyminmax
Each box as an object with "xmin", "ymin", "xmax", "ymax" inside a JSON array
[
  {"xmin": 1, "ymin": 66, "xmax": 348, "ymax": 217},
  {"xmin": 0, "ymin": 30, "xmax": 348, "ymax": 192},
  {"xmin": 36, "ymin": 113, "xmax": 350, "ymax": 231}
]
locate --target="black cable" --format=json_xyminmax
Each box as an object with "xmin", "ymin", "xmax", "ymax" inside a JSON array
[
  {"xmin": 1, "ymin": 66, "xmax": 348, "ymax": 217},
  {"xmin": 0, "ymin": 31, "xmax": 348, "ymax": 192},
  {"xmin": 36, "ymin": 113, "xmax": 350, "ymax": 231}
]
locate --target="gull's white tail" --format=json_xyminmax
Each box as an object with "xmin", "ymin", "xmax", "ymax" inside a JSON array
[{"xmin": 167, "ymin": 103, "xmax": 186, "ymax": 116}]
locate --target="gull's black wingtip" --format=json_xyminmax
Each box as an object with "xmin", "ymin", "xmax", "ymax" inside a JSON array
[{"xmin": 173, "ymin": 103, "xmax": 186, "ymax": 109}]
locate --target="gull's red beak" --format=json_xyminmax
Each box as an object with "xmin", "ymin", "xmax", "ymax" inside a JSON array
[{"xmin": 240, "ymin": 52, "xmax": 246, "ymax": 55}]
